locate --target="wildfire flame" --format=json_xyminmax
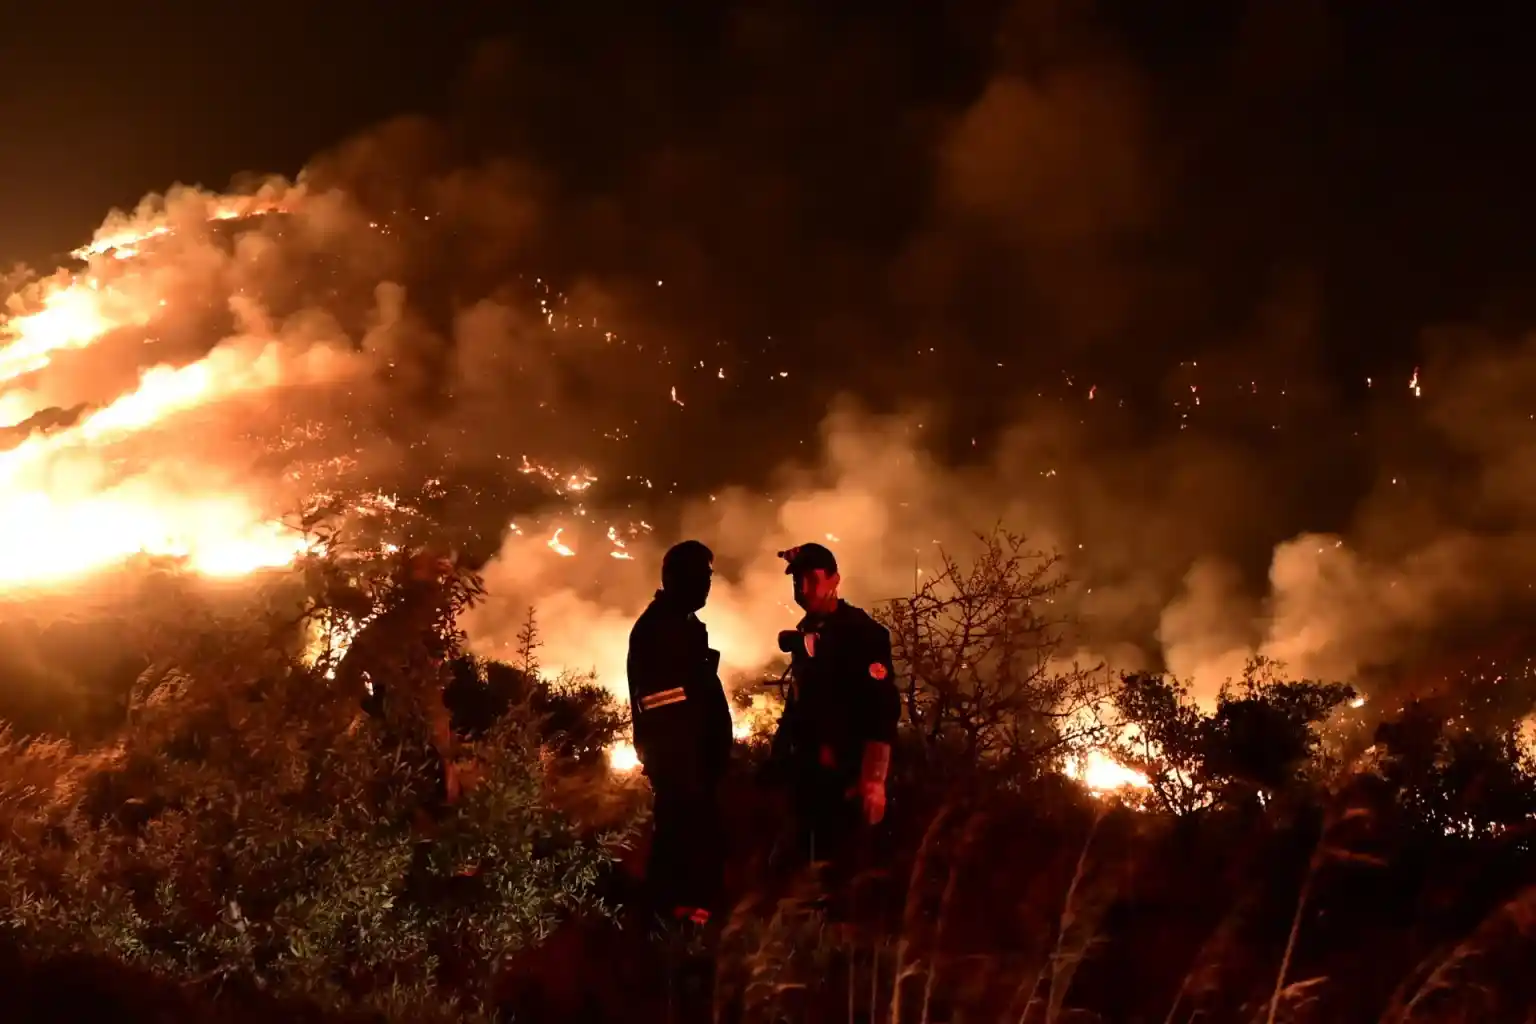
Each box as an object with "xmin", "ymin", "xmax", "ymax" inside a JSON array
[
  {"xmin": 604, "ymin": 691, "xmax": 781, "ymax": 776},
  {"xmin": 71, "ymin": 191, "xmax": 295, "ymax": 261},
  {"xmin": 0, "ymin": 280, "xmax": 143, "ymax": 388},
  {"xmin": 1063, "ymin": 749, "xmax": 1152, "ymax": 796},
  {"xmin": 606, "ymin": 740, "xmax": 640, "ymax": 773},
  {"xmin": 4, "ymin": 185, "xmax": 1218, "ymax": 803},
  {"xmin": 0, "ymin": 192, "xmax": 353, "ymax": 591}
]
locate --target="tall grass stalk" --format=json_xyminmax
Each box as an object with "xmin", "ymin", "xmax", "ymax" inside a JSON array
[
  {"xmin": 918, "ymin": 810, "xmax": 985, "ymax": 1024},
  {"xmin": 1005, "ymin": 801, "xmax": 1108, "ymax": 1024},
  {"xmin": 890, "ymin": 803, "xmax": 955, "ymax": 1024}
]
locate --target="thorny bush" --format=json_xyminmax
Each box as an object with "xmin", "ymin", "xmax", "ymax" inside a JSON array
[{"xmin": 875, "ymin": 528, "xmax": 1108, "ymax": 780}]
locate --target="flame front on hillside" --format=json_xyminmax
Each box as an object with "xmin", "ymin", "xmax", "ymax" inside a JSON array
[
  {"xmin": 0, "ymin": 188, "xmax": 342, "ymax": 590},
  {"xmin": 0, "ymin": 182, "xmax": 1280, "ymax": 806}
]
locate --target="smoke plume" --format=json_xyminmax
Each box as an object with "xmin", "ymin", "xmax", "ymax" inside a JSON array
[{"xmin": 5, "ymin": 0, "xmax": 1536, "ymax": 722}]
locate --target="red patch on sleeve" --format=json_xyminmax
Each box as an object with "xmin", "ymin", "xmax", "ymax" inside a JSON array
[{"xmin": 868, "ymin": 662, "xmax": 888, "ymax": 680}]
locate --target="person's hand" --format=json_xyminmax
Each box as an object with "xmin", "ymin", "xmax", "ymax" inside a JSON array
[
  {"xmin": 848, "ymin": 777, "xmax": 887, "ymax": 825},
  {"xmin": 853, "ymin": 741, "xmax": 891, "ymax": 825}
]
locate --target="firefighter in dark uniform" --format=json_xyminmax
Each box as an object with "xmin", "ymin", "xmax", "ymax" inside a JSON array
[
  {"xmin": 334, "ymin": 549, "xmax": 463, "ymax": 812},
  {"xmin": 627, "ymin": 540, "xmax": 734, "ymax": 924},
  {"xmin": 773, "ymin": 542, "xmax": 900, "ymax": 878}
]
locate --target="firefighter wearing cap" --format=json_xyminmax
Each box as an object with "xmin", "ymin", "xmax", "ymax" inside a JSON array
[
  {"xmin": 335, "ymin": 548, "xmax": 463, "ymax": 808},
  {"xmin": 774, "ymin": 542, "xmax": 901, "ymax": 873},
  {"xmin": 626, "ymin": 539, "xmax": 734, "ymax": 924}
]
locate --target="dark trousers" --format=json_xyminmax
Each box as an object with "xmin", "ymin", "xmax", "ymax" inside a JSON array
[
  {"xmin": 790, "ymin": 768, "xmax": 871, "ymax": 886},
  {"xmin": 792, "ymin": 781, "xmax": 888, "ymax": 928},
  {"xmin": 647, "ymin": 777, "xmax": 725, "ymax": 914}
]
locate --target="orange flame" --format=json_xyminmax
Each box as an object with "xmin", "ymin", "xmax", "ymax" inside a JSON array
[
  {"xmin": 606, "ymin": 740, "xmax": 640, "ymax": 774},
  {"xmin": 71, "ymin": 192, "xmax": 295, "ymax": 262},
  {"xmin": 1063, "ymin": 749, "xmax": 1151, "ymax": 796},
  {"xmin": 0, "ymin": 279, "xmax": 147, "ymax": 387},
  {"xmin": 0, "ymin": 185, "xmax": 374, "ymax": 591}
]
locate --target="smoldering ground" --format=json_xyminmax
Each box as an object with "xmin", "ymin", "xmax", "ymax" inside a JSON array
[{"xmin": 5, "ymin": 1, "xmax": 1536, "ymax": 720}]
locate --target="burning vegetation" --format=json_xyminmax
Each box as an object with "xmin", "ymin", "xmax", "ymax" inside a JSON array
[{"xmin": 1, "ymin": 35, "xmax": 1536, "ymax": 1014}]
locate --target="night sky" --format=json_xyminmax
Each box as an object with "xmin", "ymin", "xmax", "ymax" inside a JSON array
[{"xmin": 7, "ymin": 3, "xmax": 1536, "ymax": 356}]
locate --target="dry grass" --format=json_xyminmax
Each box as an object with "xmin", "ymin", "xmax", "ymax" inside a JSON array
[
  {"xmin": 1378, "ymin": 884, "xmax": 1536, "ymax": 1024},
  {"xmin": 681, "ymin": 770, "xmax": 1532, "ymax": 1024}
]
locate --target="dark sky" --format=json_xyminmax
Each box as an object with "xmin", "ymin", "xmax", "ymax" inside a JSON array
[
  {"xmin": 6, "ymin": 0, "xmax": 1536, "ymax": 445},
  {"xmin": 0, "ymin": 3, "xmax": 496, "ymax": 265},
  {"xmin": 5, "ymin": 3, "xmax": 1536, "ymax": 339}
]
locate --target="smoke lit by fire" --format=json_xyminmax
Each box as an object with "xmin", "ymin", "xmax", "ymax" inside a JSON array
[{"xmin": 5, "ymin": 114, "xmax": 1536, "ymax": 798}]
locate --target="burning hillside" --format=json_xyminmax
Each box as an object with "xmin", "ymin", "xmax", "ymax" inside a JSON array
[
  {"xmin": 0, "ymin": 182, "xmax": 634, "ymax": 588},
  {"xmin": 0, "ymin": 184, "xmax": 1153, "ymax": 790},
  {"xmin": 3, "ymin": 140, "xmax": 1536, "ymax": 793}
]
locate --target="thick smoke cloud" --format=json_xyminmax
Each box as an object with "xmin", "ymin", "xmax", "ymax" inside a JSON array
[
  {"xmin": 454, "ymin": 0, "xmax": 1536, "ymax": 716},
  {"xmin": 6, "ymin": 0, "xmax": 1536, "ymax": 720}
]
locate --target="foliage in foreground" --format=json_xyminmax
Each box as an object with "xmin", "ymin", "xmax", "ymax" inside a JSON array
[
  {"xmin": 0, "ymin": 571, "xmax": 628, "ymax": 1022},
  {"xmin": 0, "ymin": 530, "xmax": 1533, "ymax": 1022}
]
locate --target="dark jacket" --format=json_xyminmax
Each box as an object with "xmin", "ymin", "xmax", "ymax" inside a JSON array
[
  {"xmin": 777, "ymin": 599, "xmax": 901, "ymax": 785},
  {"xmin": 626, "ymin": 590, "xmax": 733, "ymax": 784}
]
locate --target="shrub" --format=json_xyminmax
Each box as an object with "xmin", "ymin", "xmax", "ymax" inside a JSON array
[
  {"xmin": 0, "ymin": 570, "xmax": 620, "ymax": 1022},
  {"xmin": 1114, "ymin": 658, "xmax": 1357, "ymax": 816},
  {"xmin": 875, "ymin": 527, "xmax": 1108, "ymax": 782}
]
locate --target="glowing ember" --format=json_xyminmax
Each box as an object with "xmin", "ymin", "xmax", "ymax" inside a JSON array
[
  {"xmin": 606, "ymin": 525, "xmax": 634, "ymax": 560},
  {"xmin": 547, "ymin": 528, "xmax": 576, "ymax": 557},
  {"xmin": 518, "ymin": 455, "xmax": 597, "ymax": 496}
]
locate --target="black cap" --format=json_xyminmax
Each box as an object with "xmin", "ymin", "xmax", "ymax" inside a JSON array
[{"xmin": 778, "ymin": 542, "xmax": 838, "ymax": 576}]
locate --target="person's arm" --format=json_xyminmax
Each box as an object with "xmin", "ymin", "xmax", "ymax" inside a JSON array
[
  {"xmin": 852, "ymin": 623, "xmax": 901, "ymax": 823},
  {"xmin": 627, "ymin": 616, "xmax": 698, "ymax": 774},
  {"xmin": 700, "ymin": 638, "xmax": 734, "ymax": 768}
]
